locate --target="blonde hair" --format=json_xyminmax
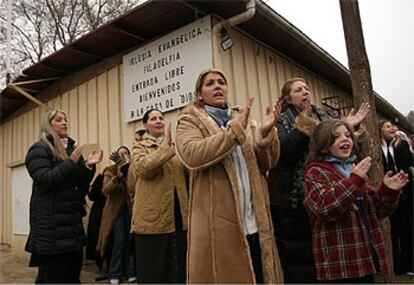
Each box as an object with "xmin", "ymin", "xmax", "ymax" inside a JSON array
[
  {"xmin": 39, "ymin": 109, "xmax": 69, "ymax": 160},
  {"xmin": 194, "ymin": 68, "xmax": 228, "ymax": 107},
  {"xmin": 279, "ymin": 78, "xmax": 307, "ymax": 110}
]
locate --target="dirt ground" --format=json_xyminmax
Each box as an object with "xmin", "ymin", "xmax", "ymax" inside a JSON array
[
  {"xmin": 1, "ymin": 243, "xmax": 413, "ymax": 284},
  {"xmin": 0, "ymin": 243, "xmax": 107, "ymax": 284}
]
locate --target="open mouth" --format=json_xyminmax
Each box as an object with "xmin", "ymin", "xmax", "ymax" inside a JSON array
[
  {"xmin": 339, "ymin": 144, "xmax": 351, "ymax": 150},
  {"xmin": 213, "ymin": 89, "xmax": 224, "ymax": 98}
]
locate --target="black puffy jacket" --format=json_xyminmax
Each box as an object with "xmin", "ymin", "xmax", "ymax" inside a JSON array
[{"xmin": 25, "ymin": 137, "xmax": 95, "ymax": 255}]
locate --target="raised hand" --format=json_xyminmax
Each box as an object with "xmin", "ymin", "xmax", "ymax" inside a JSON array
[
  {"xmin": 109, "ymin": 151, "xmax": 125, "ymax": 165},
  {"xmin": 303, "ymin": 99, "xmax": 312, "ymax": 115},
  {"xmin": 70, "ymin": 146, "xmax": 83, "ymax": 164},
  {"xmin": 86, "ymin": 150, "xmax": 103, "ymax": 167},
  {"xmin": 297, "ymin": 104, "xmax": 313, "ymax": 120},
  {"xmin": 260, "ymin": 100, "xmax": 281, "ymax": 137},
  {"xmin": 346, "ymin": 102, "xmax": 370, "ymax": 127},
  {"xmin": 393, "ymin": 132, "xmax": 402, "ymax": 149},
  {"xmin": 383, "ymin": 170, "xmax": 409, "ymax": 190},
  {"xmin": 238, "ymin": 97, "xmax": 254, "ymax": 129},
  {"xmin": 167, "ymin": 123, "xmax": 173, "ymax": 146},
  {"xmin": 352, "ymin": 156, "xmax": 372, "ymax": 179}
]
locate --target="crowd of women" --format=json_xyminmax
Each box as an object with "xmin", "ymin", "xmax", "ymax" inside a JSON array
[{"xmin": 25, "ymin": 68, "xmax": 413, "ymax": 284}]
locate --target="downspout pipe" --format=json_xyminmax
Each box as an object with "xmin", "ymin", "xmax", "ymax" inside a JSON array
[
  {"xmin": 212, "ymin": 0, "xmax": 256, "ymax": 67},
  {"xmin": 213, "ymin": 0, "xmax": 256, "ymax": 35}
]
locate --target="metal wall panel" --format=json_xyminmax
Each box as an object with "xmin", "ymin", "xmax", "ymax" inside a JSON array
[
  {"xmin": 213, "ymin": 27, "xmax": 351, "ymax": 121},
  {"xmin": 1, "ymin": 21, "xmax": 354, "ymax": 248}
]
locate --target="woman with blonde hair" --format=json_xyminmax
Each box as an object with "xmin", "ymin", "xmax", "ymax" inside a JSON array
[
  {"xmin": 175, "ymin": 68, "xmax": 283, "ymax": 283},
  {"xmin": 25, "ymin": 109, "xmax": 103, "ymax": 283}
]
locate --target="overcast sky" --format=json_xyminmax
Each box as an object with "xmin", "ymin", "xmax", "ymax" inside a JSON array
[{"xmin": 267, "ymin": 0, "xmax": 414, "ymax": 116}]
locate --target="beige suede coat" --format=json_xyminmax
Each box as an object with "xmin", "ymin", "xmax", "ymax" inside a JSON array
[
  {"xmin": 130, "ymin": 139, "xmax": 188, "ymax": 234},
  {"xmin": 175, "ymin": 103, "xmax": 284, "ymax": 284},
  {"xmin": 96, "ymin": 164, "xmax": 129, "ymax": 257}
]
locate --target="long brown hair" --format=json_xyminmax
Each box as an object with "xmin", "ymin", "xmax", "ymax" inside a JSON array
[
  {"xmin": 194, "ymin": 68, "xmax": 228, "ymax": 107},
  {"xmin": 378, "ymin": 119, "xmax": 391, "ymax": 138},
  {"xmin": 39, "ymin": 109, "xmax": 69, "ymax": 160},
  {"xmin": 279, "ymin": 77, "xmax": 307, "ymax": 110},
  {"xmin": 307, "ymin": 119, "xmax": 357, "ymax": 163}
]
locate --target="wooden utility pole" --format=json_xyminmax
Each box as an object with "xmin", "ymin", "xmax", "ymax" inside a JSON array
[
  {"xmin": 340, "ymin": 0, "xmax": 383, "ymax": 184},
  {"xmin": 339, "ymin": 0, "xmax": 393, "ymax": 282}
]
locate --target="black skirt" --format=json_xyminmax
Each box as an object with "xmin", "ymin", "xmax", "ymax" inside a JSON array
[{"xmin": 134, "ymin": 190, "xmax": 187, "ymax": 283}]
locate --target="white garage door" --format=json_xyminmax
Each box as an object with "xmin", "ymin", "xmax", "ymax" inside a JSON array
[{"xmin": 11, "ymin": 165, "xmax": 32, "ymax": 235}]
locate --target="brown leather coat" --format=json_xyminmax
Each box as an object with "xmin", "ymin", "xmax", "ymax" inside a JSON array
[{"xmin": 96, "ymin": 164, "xmax": 129, "ymax": 256}]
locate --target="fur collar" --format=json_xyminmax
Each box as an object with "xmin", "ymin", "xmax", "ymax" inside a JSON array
[{"xmin": 179, "ymin": 102, "xmax": 245, "ymax": 137}]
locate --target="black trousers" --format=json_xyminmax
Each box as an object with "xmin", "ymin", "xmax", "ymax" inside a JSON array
[
  {"xmin": 35, "ymin": 250, "xmax": 83, "ymax": 284},
  {"xmin": 246, "ymin": 233, "xmax": 264, "ymax": 284},
  {"xmin": 134, "ymin": 230, "xmax": 187, "ymax": 283}
]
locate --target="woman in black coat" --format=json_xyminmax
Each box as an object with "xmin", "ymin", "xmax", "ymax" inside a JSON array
[
  {"xmin": 268, "ymin": 78, "xmax": 370, "ymax": 283},
  {"xmin": 379, "ymin": 119, "xmax": 414, "ymax": 275},
  {"xmin": 25, "ymin": 109, "xmax": 103, "ymax": 283}
]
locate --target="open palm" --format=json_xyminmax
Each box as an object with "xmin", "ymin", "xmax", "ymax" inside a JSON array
[
  {"xmin": 87, "ymin": 150, "xmax": 103, "ymax": 166},
  {"xmin": 346, "ymin": 102, "xmax": 370, "ymax": 127},
  {"xmin": 383, "ymin": 170, "xmax": 409, "ymax": 190},
  {"xmin": 261, "ymin": 101, "xmax": 282, "ymax": 136}
]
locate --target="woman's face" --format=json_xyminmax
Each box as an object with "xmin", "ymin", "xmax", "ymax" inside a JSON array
[
  {"xmin": 200, "ymin": 72, "xmax": 228, "ymax": 108},
  {"xmin": 51, "ymin": 112, "xmax": 68, "ymax": 138},
  {"xmin": 144, "ymin": 110, "xmax": 165, "ymax": 138},
  {"xmin": 381, "ymin": 121, "xmax": 396, "ymax": 141},
  {"xmin": 328, "ymin": 124, "xmax": 354, "ymax": 160},
  {"xmin": 117, "ymin": 147, "xmax": 130, "ymax": 163},
  {"xmin": 288, "ymin": 80, "xmax": 311, "ymax": 111}
]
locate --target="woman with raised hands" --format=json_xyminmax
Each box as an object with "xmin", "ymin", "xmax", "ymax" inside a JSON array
[
  {"xmin": 25, "ymin": 109, "xmax": 103, "ymax": 283},
  {"xmin": 175, "ymin": 68, "xmax": 284, "ymax": 284},
  {"xmin": 129, "ymin": 109, "xmax": 189, "ymax": 284}
]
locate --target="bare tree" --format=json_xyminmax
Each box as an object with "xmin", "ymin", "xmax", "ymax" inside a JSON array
[{"xmin": 0, "ymin": 0, "xmax": 140, "ymax": 88}]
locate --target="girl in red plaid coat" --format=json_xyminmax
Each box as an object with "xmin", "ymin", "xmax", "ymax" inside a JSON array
[{"xmin": 304, "ymin": 120, "xmax": 409, "ymax": 283}]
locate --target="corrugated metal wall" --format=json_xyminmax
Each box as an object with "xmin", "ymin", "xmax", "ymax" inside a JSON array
[
  {"xmin": 0, "ymin": 23, "xmax": 352, "ymax": 247},
  {"xmin": 212, "ymin": 27, "xmax": 351, "ymax": 121}
]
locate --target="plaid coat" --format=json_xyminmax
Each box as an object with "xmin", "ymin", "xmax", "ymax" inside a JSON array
[{"xmin": 304, "ymin": 161, "xmax": 400, "ymax": 281}]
